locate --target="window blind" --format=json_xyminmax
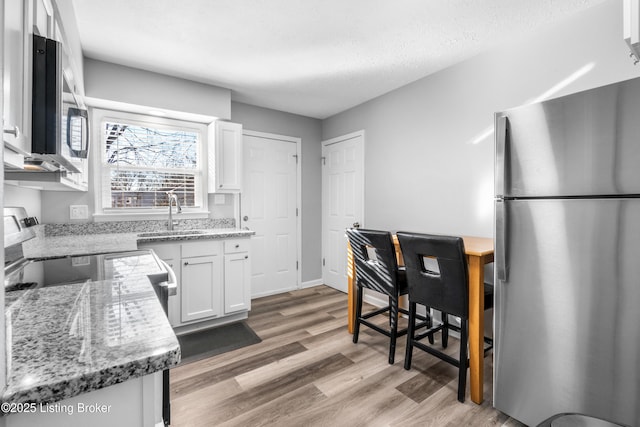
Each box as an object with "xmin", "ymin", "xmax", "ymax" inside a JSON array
[{"xmin": 102, "ymin": 121, "xmax": 201, "ymax": 209}]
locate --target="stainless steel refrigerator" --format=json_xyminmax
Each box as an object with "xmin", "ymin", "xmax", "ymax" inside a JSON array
[{"xmin": 494, "ymin": 76, "xmax": 640, "ymax": 427}]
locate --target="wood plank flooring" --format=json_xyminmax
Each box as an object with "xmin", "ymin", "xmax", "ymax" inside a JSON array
[{"xmin": 170, "ymin": 285, "xmax": 526, "ymax": 427}]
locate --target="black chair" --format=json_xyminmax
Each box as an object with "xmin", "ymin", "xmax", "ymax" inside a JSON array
[
  {"xmin": 396, "ymin": 231, "xmax": 493, "ymax": 403},
  {"xmin": 346, "ymin": 228, "xmax": 429, "ymax": 364}
]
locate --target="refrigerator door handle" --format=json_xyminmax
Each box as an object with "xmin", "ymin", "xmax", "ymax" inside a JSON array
[
  {"xmin": 495, "ymin": 114, "xmax": 508, "ymax": 198},
  {"xmin": 496, "ymin": 199, "xmax": 508, "ymax": 281}
]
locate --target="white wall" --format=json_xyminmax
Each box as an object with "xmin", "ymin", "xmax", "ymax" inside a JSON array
[
  {"xmin": 231, "ymin": 101, "xmax": 323, "ymax": 283},
  {"xmin": 322, "ymin": 0, "xmax": 640, "ymax": 238}
]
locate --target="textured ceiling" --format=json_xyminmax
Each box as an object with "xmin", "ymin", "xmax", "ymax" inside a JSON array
[{"xmin": 71, "ymin": 0, "xmax": 608, "ymax": 119}]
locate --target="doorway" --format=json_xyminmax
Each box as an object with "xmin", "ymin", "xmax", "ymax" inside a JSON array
[
  {"xmin": 321, "ymin": 130, "xmax": 365, "ymax": 292},
  {"xmin": 241, "ymin": 131, "xmax": 301, "ymax": 298}
]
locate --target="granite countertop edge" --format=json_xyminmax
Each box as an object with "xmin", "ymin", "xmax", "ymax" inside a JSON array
[
  {"xmin": 1, "ymin": 346, "xmax": 181, "ymax": 406},
  {"xmin": 135, "ymin": 229, "xmax": 255, "ymax": 244},
  {"xmin": 23, "ymin": 228, "xmax": 255, "ymax": 260}
]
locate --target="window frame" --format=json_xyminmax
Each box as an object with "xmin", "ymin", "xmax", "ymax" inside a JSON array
[{"xmin": 91, "ymin": 108, "xmax": 210, "ymax": 221}]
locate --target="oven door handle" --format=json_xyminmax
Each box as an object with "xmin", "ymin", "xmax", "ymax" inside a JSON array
[{"xmin": 158, "ymin": 259, "xmax": 178, "ymax": 297}]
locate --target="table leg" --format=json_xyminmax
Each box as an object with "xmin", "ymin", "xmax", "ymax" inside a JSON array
[
  {"xmin": 468, "ymin": 255, "xmax": 485, "ymax": 404},
  {"xmin": 347, "ymin": 241, "xmax": 355, "ymax": 334}
]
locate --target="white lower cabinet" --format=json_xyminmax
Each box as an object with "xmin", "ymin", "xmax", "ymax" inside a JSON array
[
  {"xmin": 181, "ymin": 254, "xmax": 222, "ymax": 322},
  {"xmin": 224, "ymin": 251, "xmax": 251, "ymax": 314},
  {"xmin": 139, "ymin": 237, "xmax": 250, "ymax": 329}
]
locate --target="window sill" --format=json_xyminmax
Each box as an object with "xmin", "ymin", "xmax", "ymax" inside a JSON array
[{"xmin": 93, "ymin": 210, "xmax": 211, "ymax": 222}]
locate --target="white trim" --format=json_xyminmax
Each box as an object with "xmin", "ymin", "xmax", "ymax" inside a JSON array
[
  {"xmin": 321, "ymin": 129, "xmax": 365, "ymax": 147},
  {"xmin": 242, "ymin": 129, "xmax": 303, "ymax": 290},
  {"xmin": 363, "ymin": 290, "xmax": 387, "ymax": 308},
  {"xmin": 90, "ymin": 108, "xmax": 210, "ymax": 220},
  {"xmin": 300, "ymin": 279, "xmax": 324, "ymax": 289},
  {"xmin": 251, "ymin": 286, "xmax": 298, "ymax": 299},
  {"xmin": 321, "ymin": 130, "xmax": 365, "ymax": 292}
]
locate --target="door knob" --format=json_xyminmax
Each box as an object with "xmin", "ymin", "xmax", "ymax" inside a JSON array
[
  {"xmin": 243, "ymin": 216, "xmax": 249, "ymax": 221},
  {"xmin": 353, "ymin": 222, "xmax": 360, "ymax": 229}
]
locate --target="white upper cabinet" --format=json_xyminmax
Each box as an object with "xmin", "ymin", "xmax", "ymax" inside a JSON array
[
  {"xmin": 3, "ymin": 0, "xmax": 33, "ymax": 168},
  {"xmin": 33, "ymin": 0, "xmax": 55, "ymax": 39},
  {"xmin": 3, "ymin": 0, "xmax": 89, "ymax": 191},
  {"xmin": 208, "ymin": 121, "xmax": 243, "ymax": 193}
]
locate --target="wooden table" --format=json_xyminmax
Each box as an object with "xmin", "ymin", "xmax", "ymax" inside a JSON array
[{"xmin": 347, "ymin": 234, "xmax": 494, "ymax": 404}]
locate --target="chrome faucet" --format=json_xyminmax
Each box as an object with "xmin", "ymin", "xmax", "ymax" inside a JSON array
[{"xmin": 166, "ymin": 191, "xmax": 182, "ymax": 230}]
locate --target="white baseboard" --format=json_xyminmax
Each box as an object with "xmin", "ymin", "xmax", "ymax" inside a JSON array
[
  {"xmin": 363, "ymin": 289, "xmax": 388, "ymax": 308},
  {"xmin": 251, "ymin": 286, "xmax": 298, "ymax": 299},
  {"xmin": 300, "ymin": 279, "xmax": 323, "ymax": 289}
]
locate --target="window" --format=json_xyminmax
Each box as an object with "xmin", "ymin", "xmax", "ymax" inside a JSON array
[{"xmin": 94, "ymin": 110, "xmax": 208, "ymax": 217}]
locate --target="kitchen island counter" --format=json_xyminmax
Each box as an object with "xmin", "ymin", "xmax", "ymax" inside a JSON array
[{"xmin": 1, "ymin": 256, "xmax": 180, "ymax": 408}]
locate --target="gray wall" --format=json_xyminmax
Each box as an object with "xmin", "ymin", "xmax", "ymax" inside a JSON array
[
  {"xmin": 231, "ymin": 101, "xmax": 323, "ymax": 283},
  {"xmin": 5, "ymin": 186, "xmax": 41, "ymax": 220},
  {"xmin": 84, "ymin": 58, "xmax": 231, "ymax": 119},
  {"xmin": 322, "ymin": 0, "xmax": 640, "ymax": 238}
]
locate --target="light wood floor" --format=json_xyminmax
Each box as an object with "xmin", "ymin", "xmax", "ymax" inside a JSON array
[{"xmin": 170, "ymin": 285, "xmax": 525, "ymax": 427}]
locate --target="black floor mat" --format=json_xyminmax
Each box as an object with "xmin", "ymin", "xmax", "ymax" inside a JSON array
[{"xmin": 177, "ymin": 321, "xmax": 262, "ymax": 365}]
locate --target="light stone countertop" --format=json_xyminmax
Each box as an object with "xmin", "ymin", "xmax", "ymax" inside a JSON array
[
  {"xmin": 23, "ymin": 228, "xmax": 255, "ymax": 260},
  {"xmin": 2, "ymin": 252, "xmax": 181, "ymax": 406},
  {"xmin": 3, "ymin": 223, "xmax": 253, "ymax": 407}
]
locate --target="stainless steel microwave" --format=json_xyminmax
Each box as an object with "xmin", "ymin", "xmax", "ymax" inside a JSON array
[{"xmin": 31, "ymin": 34, "xmax": 88, "ymax": 173}]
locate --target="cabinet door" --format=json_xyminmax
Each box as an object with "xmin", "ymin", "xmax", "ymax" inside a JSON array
[
  {"xmin": 224, "ymin": 252, "xmax": 251, "ymax": 314},
  {"xmin": 3, "ymin": 0, "xmax": 31, "ymax": 163},
  {"xmin": 181, "ymin": 255, "xmax": 222, "ymax": 322},
  {"xmin": 209, "ymin": 121, "xmax": 242, "ymax": 192},
  {"xmin": 33, "ymin": 0, "xmax": 54, "ymax": 38}
]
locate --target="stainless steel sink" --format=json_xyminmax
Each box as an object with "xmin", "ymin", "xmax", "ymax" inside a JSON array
[{"xmin": 137, "ymin": 230, "xmax": 210, "ymax": 238}]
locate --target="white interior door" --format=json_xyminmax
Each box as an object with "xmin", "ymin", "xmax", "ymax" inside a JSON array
[
  {"xmin": 322, "ymin": 131, "xmax": 364, "ymax": 292},
  {"xmin": 241, "ymin": 131, "xmax": 300, "ymax": 298}
]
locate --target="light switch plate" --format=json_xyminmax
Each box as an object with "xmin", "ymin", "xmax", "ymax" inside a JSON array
[{"xmin": 70, "ymin": 205, "xmax": 89, "ymax": 220}]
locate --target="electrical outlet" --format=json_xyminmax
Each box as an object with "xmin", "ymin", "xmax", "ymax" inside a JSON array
[{"xmin": 70, "ymin": 205, "xmax": 89, "ymax": 220}]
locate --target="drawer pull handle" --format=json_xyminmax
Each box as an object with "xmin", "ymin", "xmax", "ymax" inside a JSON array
[
  {"xmin": 235, "ymin": 244, "xmax": 240, "ymax": 248},
  {"xmin": 184, "ymin": 261, "xmax": 189, "ymax": 266},
  {"xmin": 245, "ymin": 255, "xmax": 248, "ymax": 259}
]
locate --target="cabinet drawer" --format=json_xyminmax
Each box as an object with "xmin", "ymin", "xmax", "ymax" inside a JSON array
[
  {"xmin": 224, "ymin": 239, "xmax": 250, "ymax": 254},
  {"xmin": 181, "ymin": 241, "xmax": 222, "ymax": 258}
]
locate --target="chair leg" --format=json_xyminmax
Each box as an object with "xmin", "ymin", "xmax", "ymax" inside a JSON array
[
  {"xmin": 457, "ymin": 319, "xmax": 468, "ymax": 403},
  {"xmin": 353, "ymin": 285, "xmax": 363, "ymax": 344},
  {"xmin": 389, "ymin": 296, "xmax": 398, "ymax": 364},
  {"xmin": 404, "ymin": 302, "xmax": 417, "ymax": 370},
  {"xmin": 442, "ymin": 312, "xmax": 449, "ymax": 348}
]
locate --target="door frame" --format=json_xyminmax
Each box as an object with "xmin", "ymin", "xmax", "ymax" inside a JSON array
[
  {"xmin": 321, "ymin": 130, "xmax": 365, "ymax": 291},
  {"xmin": 239, "ymin": 129, "xmax": 303, "ymax": 289}
]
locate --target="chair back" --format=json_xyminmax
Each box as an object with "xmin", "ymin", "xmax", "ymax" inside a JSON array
[
  {"xmin": 346, "ymin": 228, "xmax": 401, "ymax": 297},
  {"xmin": 396, "ymin": 232, "xmax": 469, "ymax": 319}
]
